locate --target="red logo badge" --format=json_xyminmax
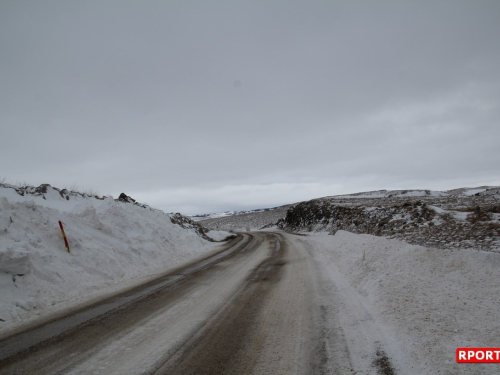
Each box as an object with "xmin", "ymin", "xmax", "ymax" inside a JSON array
[{"xmin": 457, "ymin": 348, "xmax": 500, "ymax": 363}]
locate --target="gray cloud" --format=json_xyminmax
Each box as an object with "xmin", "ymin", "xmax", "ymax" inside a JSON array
[{"xmin": 1, "ymin": 1, "xmax": 499, "ymax": 214}]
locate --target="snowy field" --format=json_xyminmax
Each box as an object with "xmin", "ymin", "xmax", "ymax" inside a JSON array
[
  {"xmin": 0, "ymin": 185, "xmax": 223, "ymax": 333},
  {"xmin": 301, "ymin": 231, "xmax": 500, "ymax": 374}
]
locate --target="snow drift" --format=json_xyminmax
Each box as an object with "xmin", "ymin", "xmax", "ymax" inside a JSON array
[
  {"xmin": 0, "ymin": 184, "xmax": 220, "ymax": 328},
  {"xmin": 303, "ymin": 231, "xmax": 500, "ymax": 374}
]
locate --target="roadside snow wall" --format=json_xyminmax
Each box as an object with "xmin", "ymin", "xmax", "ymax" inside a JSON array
[{"xmin": 0, "ymin": 185, "xmax": 215, "ymax": 326}]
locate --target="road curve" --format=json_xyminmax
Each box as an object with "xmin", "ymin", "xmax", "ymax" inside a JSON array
[{"xmin": 0, "ymin": 232, "xmax": 325, "ymax": 374}]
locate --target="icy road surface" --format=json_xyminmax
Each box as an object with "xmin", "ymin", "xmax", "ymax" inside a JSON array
[{"xmin": 0, "ymin": 232, "xmax": 402, "ymax": 374}]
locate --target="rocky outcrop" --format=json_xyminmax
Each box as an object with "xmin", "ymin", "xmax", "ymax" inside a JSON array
[
  {"xmin": 278, "ymin": 195, "xmax": 500, "ymax": 252},
  {"xmin": 170, "ymin": 213, "xmax": 213, "ymax": 242}
]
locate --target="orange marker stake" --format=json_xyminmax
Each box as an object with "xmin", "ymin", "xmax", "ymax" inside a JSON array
[{"xmin": 58, "ymin": 221, "xmax": 71, "ymax": 253}]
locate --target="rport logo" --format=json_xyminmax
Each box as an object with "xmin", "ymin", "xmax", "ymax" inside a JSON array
[{"xmin": 456, "ymin": 348, "xmax": 500, "ymax": 363}]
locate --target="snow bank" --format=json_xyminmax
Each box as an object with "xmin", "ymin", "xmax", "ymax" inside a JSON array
[
  {"xmin": 0, "ymin": 185, "xmax": 217, "ymax": 329},
  {"xmin": 205, "ymin": 230, "xmax": 234, "ymax": 241},
  {"xmin": 304, "ymin": 231, "xmax": 500, "ymax": 374}
]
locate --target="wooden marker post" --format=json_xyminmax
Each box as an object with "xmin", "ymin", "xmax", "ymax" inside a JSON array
[{"xmin": 58, "ymin": 221, "xmax": 71, "ymax": 253}]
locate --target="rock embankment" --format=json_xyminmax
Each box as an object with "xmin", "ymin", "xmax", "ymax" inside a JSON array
[{"xmin": 278, "ymin": 194, "xmax": 500, "ymax": 252}]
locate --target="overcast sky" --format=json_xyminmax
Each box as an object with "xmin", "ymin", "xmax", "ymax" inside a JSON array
[{"xmin": 1, "ymin": 1, "xmax": 499, "ymax": 214}]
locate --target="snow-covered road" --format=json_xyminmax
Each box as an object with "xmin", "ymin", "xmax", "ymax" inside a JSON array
[
  {"xmin": 0, "ymin": 233, "xmax": 307, "ymax": 373},
  {"xmin": 0, "ymin": 231, "xmax": 403, "ymax": 374}
]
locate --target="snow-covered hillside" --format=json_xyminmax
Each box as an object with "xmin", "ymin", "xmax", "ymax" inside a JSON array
[
  {"xmin": 200, "ymin": 205, "xmax": 293, "ymax": 232},
  {"xmin": 278, "ymin": 187, "xmax": 500, "ymax": 252},
  {"xmin": 191, "ymin": 204, "xmax": 291, "ymax": 221},
  {"xmin": 200, "ymin": 187, "xmax": 500, "ymax": 252},
  {"xmin": 0, "ymin": 183, "xmax": 224, "ymax": 329},
  {"xmin": 330, "ymin": 187, "xmax": 499, "ymax": 199}
]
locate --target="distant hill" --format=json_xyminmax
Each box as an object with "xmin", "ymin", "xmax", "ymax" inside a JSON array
[
  {"xmin": 191, "ymin": 204, "xmax": 290, "ymax": 221},
  {"xmin": 198, "ymin": 186, "xmax": 500, "ymax": 252}
]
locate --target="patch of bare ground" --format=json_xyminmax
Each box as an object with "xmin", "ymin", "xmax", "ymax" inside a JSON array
[{"xmin": 373, "ymin": 348, "xmax": 396, "ymax": 375}]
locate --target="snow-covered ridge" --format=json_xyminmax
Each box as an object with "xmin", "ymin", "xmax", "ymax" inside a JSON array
[
  {"xmin": 278, "ymin": 188, "xmax": 500, "ymax": 251},
  {"xmin": 199, "ymin": 205, "xmax": 293, "ymax": 232},
  {"xmin": 199, "ymin": 187, "xmax": 500, "ymax": 235},
  {"xmin": 330, "ymin": 186, "xmax": 499, "ymax": 199},
  {"xmin": 190, "ymin": 204, "xmax": 290, "ymax": 221},
  {"xmin": 0, "ymin": 183, "xmax": 224, "ymax": 327}
]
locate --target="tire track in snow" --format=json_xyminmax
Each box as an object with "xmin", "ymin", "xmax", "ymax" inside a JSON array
[
  {"xmin": 153, "ymin": 233, "xmax": 288, "ymax": 374},
  {"xmin": 0, "ymin": 234, "xmax": 257, "ymax": 374}
]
